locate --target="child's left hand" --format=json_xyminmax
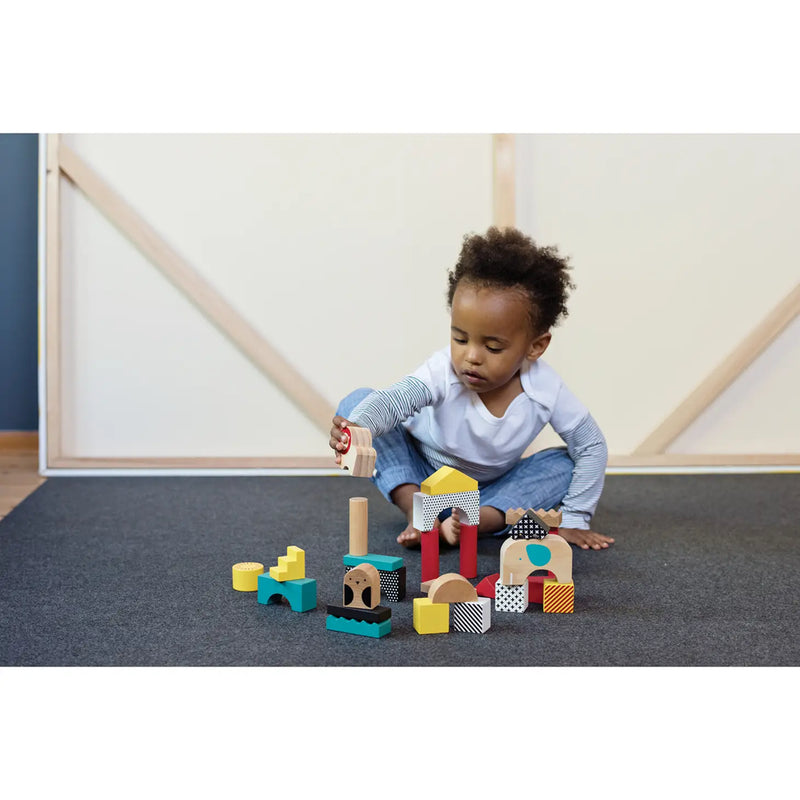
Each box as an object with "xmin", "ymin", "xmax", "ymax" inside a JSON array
[{"xmin": 558, "ymin": 528, "xmax": 615, "ymax": 550}]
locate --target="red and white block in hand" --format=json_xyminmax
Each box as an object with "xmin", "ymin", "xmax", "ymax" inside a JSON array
[{"xmin": 338, "ymin": 425, "xmax": 377, "ymax": 478}]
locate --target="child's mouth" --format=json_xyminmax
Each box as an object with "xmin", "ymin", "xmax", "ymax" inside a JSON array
[{"xmin": 462, "ymin": 370, "xmax": 485, "ymax": 385}]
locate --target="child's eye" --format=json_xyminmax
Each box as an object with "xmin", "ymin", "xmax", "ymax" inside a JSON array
[
  {"xmin": 453, "ymin": 337, "xmax": 467, "ymax": 345},
  {"xmin": 487, "ymin": 346, "xmax": 504, "ymax": 354}
]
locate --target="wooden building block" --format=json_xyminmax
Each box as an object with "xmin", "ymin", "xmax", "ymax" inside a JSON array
[
  {"xmin": 427, "ymin": 573, "xmax": 478, "ymax": 604},
  {"xmin": 459, "ymin": 523, "xmax": 478, "ymax": 579},
  {"xmin": 343, "ymin": 562, "xmax": 381, "ymax": 609},
  {"xmin": 494, "ymin": 579, "xmax": 528, "ymax": 613},
  {"xmin": 413, "ymin": 490, "xmax": 480, "ymax": 531},
  {"xmin": 231, "ymin": 562, "xmax": 264, "ymax": 592},
  {"xmin": 421, "ymin": 467, "xmax": 478, "ymax": 496},
  {"xmin": 508, "ymin": 509, "xmax": 550, "ymax": 540},
  {"xmin": 420, "ymin": 528, "xmax": 440, "ymax": 584},
  {"xmin": 342, "ymin": 553, "xmax": 404, "ymax": 571},
  {"xmin": 413, "ymin": 597, "xmax": 450, "ymax": 634},
  {"xmin": 500, "ymin": 533, "xmax": 572, "ymax": 586},
  {"xmin": 344, "ymin": 563, "xmax": 406, "ymax": 603},
  {"xmin": 325, "ymin": 615, "xmax": 391, "ymax": 638},
  {"xmin": 542, "ymin": 580, "xmax": 574, "ymax": 613},
  {"xmin": 326, "ymin": 604, "xmax": 391, "ymax": 624},
  {"xmin": 348, "ymin": 497, "xmax": 369, "ymax": 556},
  {"xmin": 506, "ymin": 507, "xmax": 562, "ymax": 529},
  {"xmin": 452, "ymin": 598, "xmax": 491, "ymax": 633},
  {"xmin": 257, "ymin": 575, "xmax": 317, "ymax": 613},
  {"xmin": 339, "ymin": 426, "xmax": 376, "ymax": 478},
  {"xmin": 269, "ymin": 545, "xmax": 305, "ymax": 581}
]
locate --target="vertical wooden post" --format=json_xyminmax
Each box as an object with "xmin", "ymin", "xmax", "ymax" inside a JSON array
[
  {"xmin": 493, "ymin": 133, "xmax": 516, "ymax": 229},
  {"xmin": 45, "ymin": 134, "xmax": 62, "ymax": 467}
]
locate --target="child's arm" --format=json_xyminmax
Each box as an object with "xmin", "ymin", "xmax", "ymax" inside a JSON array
[
  {"xmin": 557, "ymin": 414, "xmax": 615, "ymax": 550},
  {"xmin": 328, "ymin": 376, "xmax": 435, "ymax": 460}
]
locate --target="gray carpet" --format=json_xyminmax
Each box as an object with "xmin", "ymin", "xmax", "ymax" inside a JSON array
[{"xmin": 1, "ymin": 474, "xmax": 798, "ymax": 666}]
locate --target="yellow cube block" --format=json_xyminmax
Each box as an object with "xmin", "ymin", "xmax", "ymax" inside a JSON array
[
  {"xmin": 413, "ymin": 597, "xmax": 450, "ymax": 634},
  {"xmin": 542, "ymin": 580, "xmax": 574, "ymax": 613}
]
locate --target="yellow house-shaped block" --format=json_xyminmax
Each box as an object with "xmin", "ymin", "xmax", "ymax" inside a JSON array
[{"xmin": 420, "ymin": 467, "xmax": 478, "ymax": 496}]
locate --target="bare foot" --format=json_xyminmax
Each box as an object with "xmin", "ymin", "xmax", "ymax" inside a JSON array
[
  {"xmin": 397, "ymin": 522, "xmax": 421, "ymax": 547},
  {"xmin": 439, "ymin": 511, "xmax": 461, "ymax": 545},
  {"xmin": 396, "ymin": 516, "xmax": 460, "ymax": 547},
  {"xmin": 559, "ymin": 527, "xmax": 615, "ymax": 550}
]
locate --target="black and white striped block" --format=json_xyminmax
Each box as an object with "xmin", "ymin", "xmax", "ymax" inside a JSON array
[
  {"xmin": 494, "ymin": 579, "xmax": 528, "ymax": 613},
  {"xmin": 452, "ymin": 598, "xmax": 491, "ymax": 633}
]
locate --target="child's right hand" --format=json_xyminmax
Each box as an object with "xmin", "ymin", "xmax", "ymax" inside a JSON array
[{"xmin": 329, "ymin": 415, "xmax": 352, "ymax": 464}]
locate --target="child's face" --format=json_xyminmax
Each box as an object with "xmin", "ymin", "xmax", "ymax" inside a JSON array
[{"xmin": 449, "ymin": 282, "xmax": 551, "ymax": 396}]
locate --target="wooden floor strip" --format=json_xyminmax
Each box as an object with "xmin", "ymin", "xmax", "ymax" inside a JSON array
[{"xmin": 0, "ymin": 433, "xmax": 44, "ymax": 521}]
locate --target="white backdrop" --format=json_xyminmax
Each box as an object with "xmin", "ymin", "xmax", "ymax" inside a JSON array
[{"xmin": 54, "ymin": 134, "xmax": 494, "ymax": 459}]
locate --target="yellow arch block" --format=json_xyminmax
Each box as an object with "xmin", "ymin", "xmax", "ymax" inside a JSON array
[
  {"xmin": 420, "ymin": 467, "xmax": 478, "ymax": 496},
  {"xmin": 269, "ymin": 546, "xmax": 305, "ymax": 581}
]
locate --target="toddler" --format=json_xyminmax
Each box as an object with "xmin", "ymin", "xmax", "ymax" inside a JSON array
[{"xmin": 329, "ymin": 227, "xmax": 613, "ymax": 551}]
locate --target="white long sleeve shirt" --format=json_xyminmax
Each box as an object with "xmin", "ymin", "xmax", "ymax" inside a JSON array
[{"xmin": 349, "ymin": 347, "xmax": 607, "ymax": 529}]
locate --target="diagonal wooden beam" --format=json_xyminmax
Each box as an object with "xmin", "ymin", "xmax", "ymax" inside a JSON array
[
  {"xmin": 634, "ymin": 280, "xmax": 800, "ymax": 455},
  {"xmin": 58, "ymin": 143, "xmax": 335, "ymax": 435}
]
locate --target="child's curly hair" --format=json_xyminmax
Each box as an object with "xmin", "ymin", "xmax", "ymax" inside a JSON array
[{"xmin": 447, "ymin": 227, "xmax": 575, "ymax": 334}]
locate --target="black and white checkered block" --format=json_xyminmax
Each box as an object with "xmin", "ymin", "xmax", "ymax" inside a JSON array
[
  {"xmin": 494, "ymin": 579, "xmax": 529, "ymax": 613},
  {"xmin": 510, "ymin": 510, "xmax": 550, "ymax": 540},
  {"xmin": 452, "ymin": 598, "xmax": 492, "ymax": 633},
  {"xmin": 413, "ymin": 490, "xmax": 481, "ymax": 531},
  {"xmin": 344, "ymin": 565, "xmax": 406, "ymax": 603}
]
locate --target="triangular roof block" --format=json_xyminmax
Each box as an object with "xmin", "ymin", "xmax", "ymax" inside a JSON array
[
  {"xmin": 509, "ymin": 509, "xmax": 550, "ymax": 540},
  {"xmin": 420, "ymin": 466, "xmax": 478, "ymax": 496}
]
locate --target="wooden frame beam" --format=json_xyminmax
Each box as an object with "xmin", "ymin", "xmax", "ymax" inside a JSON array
[{"xmin": 634, "ymin": 281, "xmax": 800, "ymax": 455}]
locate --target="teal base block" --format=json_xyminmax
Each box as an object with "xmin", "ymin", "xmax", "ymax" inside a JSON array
[
  {"xmin": 325, "ymin": 614, "xmax": 392, "ymax": 638},
  {"xmin": 257, "ymin": 574, "xmax": 317, "ymax": 612},
  {"xmin": 342, "ymin": 553, "xmax": 403, "ymax": 571}
]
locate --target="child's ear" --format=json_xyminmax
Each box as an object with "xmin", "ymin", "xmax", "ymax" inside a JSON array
[{"xmin": 527, "ymin": 331, "xmax": 551, "ymax": 361}]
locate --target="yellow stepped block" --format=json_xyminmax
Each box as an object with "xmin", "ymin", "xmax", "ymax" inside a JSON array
[
  {"xmin": 420, "ymin": 467, "xmax": 478, "ymax": 496},
  {"xmin": 543, "ymin": 580, "xmax": 574, "ymax": 613},
  {"xmin": 269, "ymin": 546, "xmax": 305, "ymax": 581},
  {"xmin": 413, "ymin": 597, "xmax": 450, "ymax": 634}
]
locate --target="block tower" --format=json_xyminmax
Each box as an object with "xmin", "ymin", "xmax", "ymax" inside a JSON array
[{"xmin": 342, "ymin": 497, "xmax": 406, "ymax": 602}]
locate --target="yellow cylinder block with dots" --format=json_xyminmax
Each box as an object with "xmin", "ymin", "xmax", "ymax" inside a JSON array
[{"xmin": 232, "ymin": 562, "xmax": 265, "ymax": 591}]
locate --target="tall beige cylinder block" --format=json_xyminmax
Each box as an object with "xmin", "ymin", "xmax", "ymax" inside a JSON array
[{"xmin": 348, "ymin": 497, "xmax": 368, "ymax": 556}]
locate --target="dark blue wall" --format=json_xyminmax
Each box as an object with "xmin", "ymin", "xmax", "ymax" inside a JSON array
[{"xmin": 0, "ymin": 134, "xmax": 39, "ymax": 431}]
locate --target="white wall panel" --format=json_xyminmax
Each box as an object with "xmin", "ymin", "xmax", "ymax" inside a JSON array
[
  {"xmin": 516, "ymin": 134, "xmax": 800, "ymax": 457},
  {"xmin": 57, "ymin": 134, "xmax": 493, "ymax": 459}
]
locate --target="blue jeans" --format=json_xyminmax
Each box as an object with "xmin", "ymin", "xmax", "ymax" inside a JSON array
[{"xmin": 337, "ymin": 388, "xmax": 575, "ymax": 533}]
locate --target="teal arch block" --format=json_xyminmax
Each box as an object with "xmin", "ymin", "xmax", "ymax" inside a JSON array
[
  {"xmin": 257, "ymin": 574, "xmax": 317, "ymax": 613},
  {"xmin": 342, "ymin": 553, "xmax": 404, "ymax": 572},
  {"xmin": 326, "ymin": 614, "xmax": 392, "ymax": 638}
]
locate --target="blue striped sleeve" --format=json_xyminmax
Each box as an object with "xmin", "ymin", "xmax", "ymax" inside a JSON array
[
  {"xmin": 347, "ymin": 376, "xmax": 434, "ymax": 437},
  {"xmin": 558, "ymin": 413, "xmax": 608, "ymax": 529}
]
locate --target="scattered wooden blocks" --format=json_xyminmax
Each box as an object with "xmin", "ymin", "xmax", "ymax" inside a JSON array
[
  {"xmin": 231, "ymin": 562, "xmax": 264, "ymax": 592},
  {"xmin": 452, "ymin": 598, "xmax": 491, "ymax": 633},
  {"xmin": 542, "ymin": 580, "xmax": 574, "ymax": 613},
  {"xmin": 413, "ymin": 597, "xmax": 449, "ymax": 634}
]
